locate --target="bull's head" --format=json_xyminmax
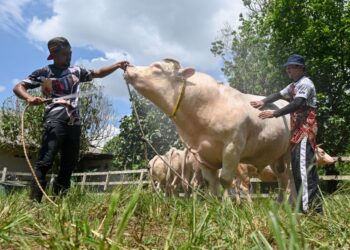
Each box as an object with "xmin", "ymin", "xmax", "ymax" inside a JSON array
[
  {"xmin": 123, "ymin": 59, "xmax": 195, "ymax": 116},
  {"xmin": 315, "ymin": 146, "xmax": 336, "ymax": 165}
]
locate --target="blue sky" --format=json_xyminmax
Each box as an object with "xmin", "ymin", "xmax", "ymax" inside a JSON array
[{"xmin": 0, "ymin": 0, "xmax": 246, "ymax": 132}]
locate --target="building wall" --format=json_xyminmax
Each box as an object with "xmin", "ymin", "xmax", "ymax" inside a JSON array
[
  {"xmin": 0, "ymin": 149, "xmax": 113, "ymax": 173},
  {"xmin": 0, "ymin": 150, "xmax": 34, "ymax": 173}
]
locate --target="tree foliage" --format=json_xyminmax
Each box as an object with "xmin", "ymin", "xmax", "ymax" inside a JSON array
[
  {"xmin": 0, "ymin": 81, "xmax": 115, "ymax": 159},
  {"xmin": 103, "ymin": 90, "xmax": 182, "ymax": 170},
  {"xmin": 211, "ymin": 0, "xmax": 350, "ymax": 155}
]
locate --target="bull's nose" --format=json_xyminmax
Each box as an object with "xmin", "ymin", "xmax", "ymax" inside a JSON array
[
  {"xmin": 125, "ymin": 64, "xmax": 134, "ymax": 69},
  {"xmin": 123, "ymin": 70, "xmax": 132, "ymax": 81}
]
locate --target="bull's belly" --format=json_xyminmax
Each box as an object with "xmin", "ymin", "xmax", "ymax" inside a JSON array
[
  {"xmin": 240, "ymin": 139, "xmax": 290, "ymax": 168},
  {"xmin": 178, "ymin": 121, "xmax": 290, "ymax": 170},
  {"xmin": 188, "ymin": 139, "xmax": 223, "ymax": 169}
]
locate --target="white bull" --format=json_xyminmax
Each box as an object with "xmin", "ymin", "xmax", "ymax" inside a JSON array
[
  {"xmin": 125, "ymin": 59, "xmax": 293, "ymax": 200},
  {"xmin": 182, "ymin": 149, "xmax": 205, "ymax": 197},
  {"xmin": 148, "ymin": 147, "xmax": 184, "ymax": 196}
]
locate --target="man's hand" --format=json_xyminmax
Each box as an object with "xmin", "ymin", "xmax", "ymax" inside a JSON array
[
  {"xmin": 117, "ymin": 61, "xmax": 130, "ymax": 71},
  {"xmin": 258, "ymin": 111, "xmax": 275, "ymax": 119},
  {"xmin": 26, "ymin": 96, "xmax": 46, "ymax": 105},
  {"xmin": 250, "ymin": 100, "xmax": 265, "ymax": 109}
]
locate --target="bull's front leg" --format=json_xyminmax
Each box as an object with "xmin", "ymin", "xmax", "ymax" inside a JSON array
[
  {"xmin": 220, "ymin": 143, "xmax": 242, "ymax": 201},
  {"xmin": 200, "ymin": 166, "xmax": 220, "ymax": 197}
]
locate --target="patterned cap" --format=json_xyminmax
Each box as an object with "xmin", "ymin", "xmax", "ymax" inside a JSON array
[{"xmin": 47, "ymin": 37, "xmax": 71, "ymax": 60}]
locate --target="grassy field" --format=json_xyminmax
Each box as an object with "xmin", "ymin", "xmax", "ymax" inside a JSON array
[{"xmin": 0, "ymin": 184, "xmax": 349, "ymax": 249}]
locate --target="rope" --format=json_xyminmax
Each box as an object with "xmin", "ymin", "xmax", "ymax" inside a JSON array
[
  {"xmin": 21, "ymin": 104, "xmax": 58, "ymax": 207},
  {"xmin": 21, "ymin": 103, "xmax": 116, "ymax": 244},
  {"xmin": 125, "ymin": 82, "xmax": 208, "ymax": 200}
]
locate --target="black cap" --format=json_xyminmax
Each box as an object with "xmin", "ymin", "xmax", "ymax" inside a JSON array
[
  {"xmin": 283, "ymin": 54, "xmax": 305, "ymax": 67},
  {"xmin": 47, "ymin": 37, "xmax": 71, "ymax": 60}
]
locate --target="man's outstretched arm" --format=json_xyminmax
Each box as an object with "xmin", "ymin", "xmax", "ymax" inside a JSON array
[{"xmin": 92, "ymin": 61, "xmax": 130, "ymax": 78}]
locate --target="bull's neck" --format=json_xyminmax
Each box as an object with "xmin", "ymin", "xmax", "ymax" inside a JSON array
[{"xmin": 170, "ymin": 80, "xmax": 220, "ymax": 128}]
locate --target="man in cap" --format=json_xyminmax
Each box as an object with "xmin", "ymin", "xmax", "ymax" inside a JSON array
[
  {"xmin": 250, "ymin": 54, "xmax": 322, "ymax": 214},
  {"xmin": 13, "ymin": 36, "xmax": 130, "ymax": 202}
]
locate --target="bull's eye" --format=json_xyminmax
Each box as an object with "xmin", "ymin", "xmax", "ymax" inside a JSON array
[
  {"xmin": 152, "ymin": 64, "xmax": 163, "ymax": 70},
  {"xmin": 151, "ymin": 64, "xmax": 164, "ymax": 76}
]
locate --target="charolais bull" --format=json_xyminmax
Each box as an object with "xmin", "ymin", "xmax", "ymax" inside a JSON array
[
  {"xmin": 125, "ymin": 59, "xmax": 293, "ymax": 200},
  {"xmin": 148, "ymin": 147, "xmax": 184, "ymax": 196}
]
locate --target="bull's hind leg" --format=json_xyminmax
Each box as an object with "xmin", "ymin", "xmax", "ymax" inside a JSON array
[
  {"xmin": 272, "ymin": 154, "xmax": 295, "ymax": 204},
  {"xmin": 220, "ymin": 142, "xmax": 243, "ymax": 200},
  {"xmin": 200, "ymin": 166, "xmax": 220, "ymax": 197}
]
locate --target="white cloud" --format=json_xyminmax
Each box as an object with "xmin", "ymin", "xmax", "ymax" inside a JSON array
[
  {"xmin": 75, "ymin": 57, "xmax": 130, "ymax": 100},
  {"xmin": 0, "ymin": 85, "xmax": 6, "ymax": 93},
  {"xmin": 26, "ymin": 0, "xmax": 247, "ymax": 70},
  {"xmin": 0, "ymin": 0, "xmax": 31, "ymax": 34},
  {"xmin": 21, "ymin": 0, "xmax": 246, "ymax": 100}
]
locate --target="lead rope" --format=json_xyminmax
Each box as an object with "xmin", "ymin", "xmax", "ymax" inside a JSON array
[
  {"xmin": 124, "ymin": 82, "xmax": 209, "ymax": 200},
  {"xmin": 21, "ymin": 104, "xmax": 58, "ymax": 207},
  {"xmin": 21, "ymin": 103, "xmax": 116, "ymax": 245}
]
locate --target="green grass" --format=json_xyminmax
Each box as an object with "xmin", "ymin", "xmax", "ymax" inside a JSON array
[{"xmin": 1, "ymin": 184, "xmax": 350, "ymax": 249}]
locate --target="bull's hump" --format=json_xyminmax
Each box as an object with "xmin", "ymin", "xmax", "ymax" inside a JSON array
[{"xmin": 188, "ymin": 72, "xmax": 219, "ymax": 86}]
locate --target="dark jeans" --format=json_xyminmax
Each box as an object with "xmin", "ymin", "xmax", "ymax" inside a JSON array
[
  {"xmin": 291, "ymin": 137, "xmax": 323, "ymax": 214},
  {"xmin": 30, "ymin": 120, "xmax": 81, "ymax": 202}
]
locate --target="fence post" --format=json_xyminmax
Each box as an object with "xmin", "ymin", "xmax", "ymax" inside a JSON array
[
  {"xmin": 1, "ymin": 168, "xmax": 7, "ymax": 182},
  {"xmin": 139, "ymin": 170, "xmax": 144, "ymax": 184},
  {"xmin": 81, "ymin": 173, "xmax": 87, "ymax": 191},
  {"xmin": 49, "ymin": 173, "xmax": 55, "ymax": 188},
  {"xmin": 103, "ymin": 172, "xmax": 110, "ymax": 191}
]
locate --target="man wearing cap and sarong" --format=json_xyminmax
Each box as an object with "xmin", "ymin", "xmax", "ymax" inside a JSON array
[
  {"xmin": 250, "ymin": 54, "xmax": 322, "ymax": 214},
  {"xmin": 13, "ymin": 37, "xmax": 130, "ymax": 202}
]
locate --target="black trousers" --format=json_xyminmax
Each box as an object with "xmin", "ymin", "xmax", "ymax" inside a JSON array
[
  {"xmin": 291, "ymin": 137, "xmax": 323, "ymax": 213},
  {"xmin": 30, "ymin": 120, "xmax": 81, "ymax": 202}
]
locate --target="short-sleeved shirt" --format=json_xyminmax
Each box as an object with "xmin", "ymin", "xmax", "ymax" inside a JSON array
[
  {"xmin": 279, "ymin": 75, "xmax": 318, "ymax": 148},
  {"xmin": 279, "ymin": 76, "xmax": 317, "ymax": 108},
  {"xmin": 22, "ymin": 64, "xmax": 93, "ymax": 125}
]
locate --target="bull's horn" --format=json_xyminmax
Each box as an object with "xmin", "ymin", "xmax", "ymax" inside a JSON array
[{"xmin": 163, "ymin": 58, "xmax": 181, "ymax": 70}]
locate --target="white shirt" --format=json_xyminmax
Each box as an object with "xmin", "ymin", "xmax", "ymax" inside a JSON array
[{"xmin": 280, "ymin": 76, "xmax": 317, "ymax": 108}]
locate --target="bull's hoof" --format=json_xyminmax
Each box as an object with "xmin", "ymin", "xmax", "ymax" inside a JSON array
[{"xmin": 219, "ymin": 177, "xmax": 232, "ymax": 189}]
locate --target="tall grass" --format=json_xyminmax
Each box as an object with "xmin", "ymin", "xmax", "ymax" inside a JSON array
[{"xmin": 0, "ymin": 184, "xmax": 349, "ymax": 249}]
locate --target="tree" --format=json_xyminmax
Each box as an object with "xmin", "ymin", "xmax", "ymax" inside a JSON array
[
  {"xmin": 103, "ymin": 90, "xmax": 182, "ymax": 170},
  {"xmin": 79, "ymin": 82, "xmax": 116, "ymax": 153},
  {"xmin": 265, "ymin": 0, "xmax": 350, "ymax": 155},
  {"xmin": 211, "ymin": 0, "xmax": 350, "ymax": 155},
  {"xmin": 0, "ymin": 81, "xmax": 115, "ymax": 160},
  {"xmin": 211, "ymin": 1, "xmax": 286, "ymax": 95}
]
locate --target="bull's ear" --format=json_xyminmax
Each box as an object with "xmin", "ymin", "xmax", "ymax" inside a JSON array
[{"xmin": 179, "ymin": 68, "xmax": 195, "ymax": 79}]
